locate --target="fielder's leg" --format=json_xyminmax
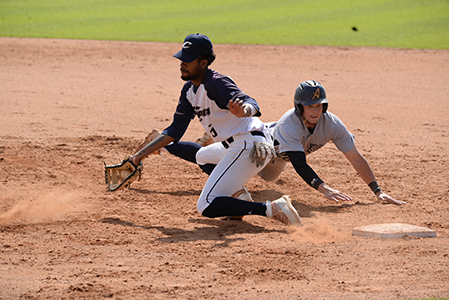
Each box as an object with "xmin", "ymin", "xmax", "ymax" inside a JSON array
[{"xmin": 198, "ymin": 134, "xmax": 269, "ymax": 218}]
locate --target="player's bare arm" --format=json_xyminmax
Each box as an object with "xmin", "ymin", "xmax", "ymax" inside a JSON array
[
  {"xmin": 130, "ymin": 134, "xmax": 175, "ymax": 165},
  {"xmin": 344, "ymin": 145, "xmax": 405, "ymax": 205},
  {"xmin": 317, "ymin": 183, "xmax": 353, "ymax": 203}
]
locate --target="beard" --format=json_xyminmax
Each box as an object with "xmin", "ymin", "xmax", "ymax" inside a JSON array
[
  {"xmin": 181, "ymin": 72, "xmax": 201, "ymax": 81},
  {"xmin": 180, "ymin": 66, "xmax": 204, "ymax": 82},
  {"xmin": 181, "ymin": 74, "xmax": 194, "ymax": 81}
]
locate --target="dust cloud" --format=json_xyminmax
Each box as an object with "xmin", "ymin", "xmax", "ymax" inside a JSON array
[
  {"xmin": 0, "ymin": 188, "xmax": 89, "ymax": 226},
  {"xmin": 288, "ymin": 220, "xmax": 347, "ymax": 244}
]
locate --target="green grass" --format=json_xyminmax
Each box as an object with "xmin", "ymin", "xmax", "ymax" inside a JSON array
[
  {"xmin": 0, "ymin": 0, "xmax": 448, "ymax": 49},
  {"xmin": 413, "ymin": 298, "xmax": 449, "ymax": 300}
]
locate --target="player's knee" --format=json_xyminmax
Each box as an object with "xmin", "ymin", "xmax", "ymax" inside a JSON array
[
  {"xmin": 200, "ymin": 208, "xmax": 215, "ymax": 218},
  {"xmin": 196, "ymin": 144, "xmax": 223, "ymax": 165},
  {"xmin": 199, "ymin": 197, "xmax": 223, "ymax": 218},
  {"xmin": 196, "ymin": 196, "xmax": 209, "ymax": 216},
  {"xmin": 199, "ymin": 164, "xmax": 215, "ymax": 175}
]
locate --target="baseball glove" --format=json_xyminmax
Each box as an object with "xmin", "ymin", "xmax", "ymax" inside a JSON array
[
  {"xmin": 195, "ymin": 132, "xmax": 214, "ymax": 147},
  {"xmin": 104, "ymin": 158, "xmax": 143, "ymax": 192}
]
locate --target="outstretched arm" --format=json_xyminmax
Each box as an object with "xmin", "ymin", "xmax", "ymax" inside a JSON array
[
  {"xmin": 344, "ymin": 145, "xmax": 405, "ymax": 205},
  {"xmin": 287, "ymin": 151, "xmax": 352, "ymax": 203},
  {"xmin": 130, "ymin": 134, "xmax": 175, "ymax": 165}
]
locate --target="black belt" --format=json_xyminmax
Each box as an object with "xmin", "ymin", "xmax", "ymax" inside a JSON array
[
  {"xmin": 251, "ymin": 130, "xmax": 265, "ymax": 137},
  {"xmin": 221, "ymin": 131, "xmax": 265, "ymax": 149}
]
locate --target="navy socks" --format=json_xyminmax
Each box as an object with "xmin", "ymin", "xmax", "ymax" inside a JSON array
[
  {"xmin": 202, "ymin": 197, "xmax": 267, "ymax": 218},
  {"xmin": 165, "ymin": 141, "xmax": 215, "ymax": 175}
]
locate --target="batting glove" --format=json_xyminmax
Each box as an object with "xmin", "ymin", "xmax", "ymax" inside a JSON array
[{"xmin": 250, "ymin": 141, "xmax": 276, "ymax": 167}]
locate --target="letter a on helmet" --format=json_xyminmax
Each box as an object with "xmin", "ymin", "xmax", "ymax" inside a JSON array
[{"xmin": 294, "ymin": 80, "xmax": 329, "ymax": 115}]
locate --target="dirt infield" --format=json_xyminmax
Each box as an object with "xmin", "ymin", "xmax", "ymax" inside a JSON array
[{"xmin": 1, "ymin": 37, "xmax": 448, "ymax": 299}]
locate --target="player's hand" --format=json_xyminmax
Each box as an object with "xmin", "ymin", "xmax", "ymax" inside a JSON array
[
  {"xmin": 228, "ymin": 98, "xmax": 246, "ymax": 118},
  {"xmin": 318, "ymin": 183, "xmax": 353, "ymax": 203},
  {"xmin": 376, "ymin": 191, "xmax": 406, "ymax": 205},
  {"xmin": 129, "ymin": 155, "xmax": 143, "ymax": 181}
]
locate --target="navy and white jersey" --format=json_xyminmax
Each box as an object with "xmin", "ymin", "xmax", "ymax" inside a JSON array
[
  {"xmin": 163, "ymin": 69, "xmax": 264, "ymax": 142},
  {"xmin": 269, "ymin": 108, "xmax": 355, "ymax": 161}
]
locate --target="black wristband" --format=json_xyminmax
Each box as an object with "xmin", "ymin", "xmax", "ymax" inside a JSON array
[
  {"xmin": 368, "ymin": 181, "xmax": 381, "ymax": 194},
  {"xmin": 287, "ymin": 151, "xmax": 324, "ymax": 190},
  {"xmin": 311, "ymin": 178, "xmax": 324, "ymax": 190}
]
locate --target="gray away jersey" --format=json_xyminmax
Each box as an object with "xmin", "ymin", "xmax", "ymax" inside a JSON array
[{"xmin": 270, "ymin": 108, "xmax": 355, "ymax": 161}]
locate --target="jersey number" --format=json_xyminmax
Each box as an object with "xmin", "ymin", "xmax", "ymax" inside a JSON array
[{"xmin": 208, "ymin": 124, "xmax": 218, "ymax": 137}]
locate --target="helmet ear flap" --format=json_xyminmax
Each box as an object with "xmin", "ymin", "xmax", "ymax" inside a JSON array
[
  {"xmin": 323, "ymin": 103, "xmax": 328, "ymax": 113},
  {"xmin": 295, "ymin": 103, "xmax": 304, "ymax": 116}
]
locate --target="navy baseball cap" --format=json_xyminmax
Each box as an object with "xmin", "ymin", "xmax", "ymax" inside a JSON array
[{"xmin": 173, "ymin": 33, "xmax": 214, "ymax": 63}]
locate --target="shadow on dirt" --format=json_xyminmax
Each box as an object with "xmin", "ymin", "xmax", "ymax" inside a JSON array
[
  {"xmin": 251, "ymin": 189, "xmax": 374, "ymax": 218},
  {"xmin": 295, "ymin": 201, "xmax": 374, "ymax": 218},
  {"xmin": 130, "ymin": 187, "xmax": 202, "ymax": 197},
  {"xmin": 100, "ymin": 216, "xmax": 285, "ymax": 247}
]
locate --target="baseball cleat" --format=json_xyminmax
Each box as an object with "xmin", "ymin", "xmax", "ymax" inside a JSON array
[
  {"xmin": 221, "ymin": 187, "xmax": 253, "ymax": 221},
  {"xmin": 195, "ymin": 132, "xmax": 214, "ymax": 147},
  {"xmin": 266, "ymin": 195, "xmax": 302, "ymax": 226},
  {"xmin": 232, "ymin": 186, "xmax": 253, "ymax": 201}
]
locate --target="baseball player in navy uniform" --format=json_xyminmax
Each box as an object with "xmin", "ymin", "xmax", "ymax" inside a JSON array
[
  {"xmin": 179, "ymin": 80, "xmax": 405, "ymax": 205},
  {"xmin": 129, "ymin": 33, "xmax": 302, "ymax": 225}
]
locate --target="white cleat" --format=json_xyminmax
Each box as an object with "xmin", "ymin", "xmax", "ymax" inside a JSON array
[
  {"xmin": 232, "ymin": 186, "xmax": 253, "ymax": 201},
  {"xmin": 266, "ymin": 195, "xmax": 302, "ymax": 226}
]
